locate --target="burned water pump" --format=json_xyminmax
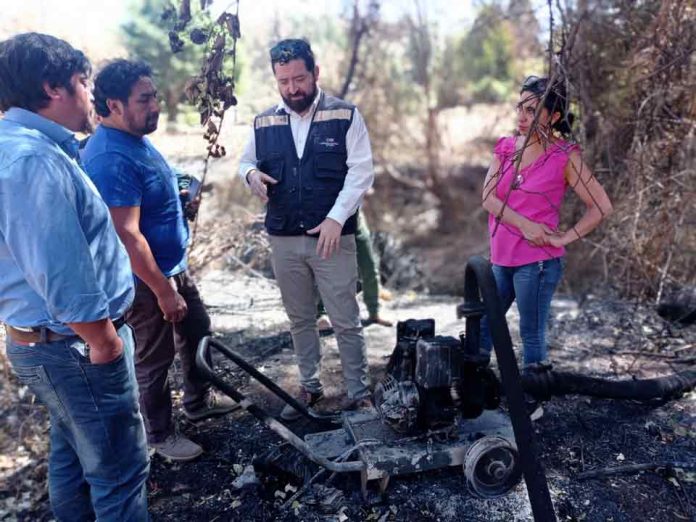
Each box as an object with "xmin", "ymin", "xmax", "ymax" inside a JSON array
[{"xmin": 374, "ymin": 319, "xmax": 501, "ymax": 434}]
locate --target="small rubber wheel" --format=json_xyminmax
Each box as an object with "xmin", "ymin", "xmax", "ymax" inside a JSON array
[{"xmin": 464, "ymin": 436, "xmax": 522, "ymax": 498}]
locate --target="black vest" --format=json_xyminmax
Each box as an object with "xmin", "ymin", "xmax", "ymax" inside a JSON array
[{"xmin": 254, "ymin": 92, "xmax": 358, "ymax": 236}]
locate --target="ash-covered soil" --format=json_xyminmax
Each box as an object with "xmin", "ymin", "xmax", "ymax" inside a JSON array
[{"xmin": 1, "ymin": 271, "xmax": 694, "ymax": 521}]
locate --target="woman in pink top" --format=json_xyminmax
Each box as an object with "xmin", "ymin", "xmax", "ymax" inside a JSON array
[{"xmin": 480, "ymin": 76, "xmax": 613, "ymax": 395}]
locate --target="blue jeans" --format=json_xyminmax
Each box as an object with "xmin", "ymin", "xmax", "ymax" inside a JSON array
[
  {"xmin": 480, "ymin": 258, "xmax": 564, "ymax": 366},
  {"xmin": 6, "ymin": 326, "xmax": 150, "ymax": 521}
]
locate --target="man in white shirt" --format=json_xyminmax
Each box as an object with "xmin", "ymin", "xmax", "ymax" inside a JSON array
[{"xmin": 238, "ymin": 38, "xmax": 373, "ymax": 420}]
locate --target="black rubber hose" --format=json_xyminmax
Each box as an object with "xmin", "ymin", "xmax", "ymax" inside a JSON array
[
  {"xmin": 464, "ymin": 255, "xmax": 557, "ymax": 522},
  {"xmin": 522, "ymin": 369, "xmax": 696, "ymax": 401}
]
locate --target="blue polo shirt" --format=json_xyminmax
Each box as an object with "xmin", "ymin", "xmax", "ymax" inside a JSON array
[
  {"xmin": 0, "ymin": 108, "xmax": 134, "ymax": 334},
  {"xmin": 82, "ymin": 125, "xmax": 189, "ymax": 277}
]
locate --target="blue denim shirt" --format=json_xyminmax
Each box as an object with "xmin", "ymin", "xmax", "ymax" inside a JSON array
[
  {"xmin": 82, "ymin": 125, "xmax": 189, "ymax": 277},
  {"xmin": 0, "ymin": 108, "xmax": 134, "ymax": 335}
]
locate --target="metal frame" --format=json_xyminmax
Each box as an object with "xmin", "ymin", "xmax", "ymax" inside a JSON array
[{"xmin": 196, "ymin": 337, "xmax": 365, "ymax": 473}]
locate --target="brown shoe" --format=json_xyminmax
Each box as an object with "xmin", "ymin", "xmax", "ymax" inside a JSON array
[{"xmin": 280, "ymin": 388, "xmax": 325, "ymax": 421}]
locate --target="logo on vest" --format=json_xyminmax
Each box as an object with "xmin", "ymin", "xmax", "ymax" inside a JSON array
[{"xmin": 318, "ymin": 137, "xmax": 339, "ymax": 148}]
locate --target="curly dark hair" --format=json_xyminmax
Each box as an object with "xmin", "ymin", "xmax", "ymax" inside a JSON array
[
  {"xmin": 520, "ymin": 75, "xmax": 575, "ymax": 137},
  {"xmin": 269, "ymin": 38, "xmax": 315, "ymax": 73},
  {"xmin": 0, "ymin": 33, "xmax": 91, "ymax": 112},
  {"xmin": 93, "ymin": 59, "xmax": 153, "ymax": 117}
]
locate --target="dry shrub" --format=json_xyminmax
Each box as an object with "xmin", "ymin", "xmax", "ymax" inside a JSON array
[{"xmin": 561, "ymin": 0, "xmax": 695, "ymax": 300}]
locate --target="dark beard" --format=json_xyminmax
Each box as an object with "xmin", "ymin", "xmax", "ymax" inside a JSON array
[
  {"xmin": 125, "ymin": 111, "xmax": 159, "ymax": 136},
  {"xmin": 142, "ymin": 114, "xmax": 159, "ymax": 134},
  {"xmin": 282, "ymin": 86, "xmax": 317, "ymax": 114},
  {"xmin": 80, "ymin": 111, "xmax": 96, "ymax": 134}
]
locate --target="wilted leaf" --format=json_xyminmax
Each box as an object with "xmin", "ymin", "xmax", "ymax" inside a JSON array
[
  {"xmin": 213, "ymin": 34, "xmax": 225, "ymax": 51},
  {"xmin": 168, "ymin": 31, "xmax": 185, "ymax": 53},
  {"xmin": 184, "ymin": 76, "xmax": 205, "ymax": 103},
  {"xmin": 190, "ymin": 28, "xmax": 208, "ymax": 45},
  {"xmin": 179, "ymin": 0, "xmax": 192, "ymax": 25},
  {"xmin": 161, "ymin": 5, "xmax": 176, "ymax": 22},
  {"xmin": 226, "ymin": 14, "xmax": 241, "ymax": 39}
]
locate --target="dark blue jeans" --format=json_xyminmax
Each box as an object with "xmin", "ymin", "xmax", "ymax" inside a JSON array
[
  {"xmin": 480, "ymin": 258, "xmax": 564, "ymax": 366},
  {"xmin": 6, "ymin": 326, "xmax": 149, "ymax": 521}
]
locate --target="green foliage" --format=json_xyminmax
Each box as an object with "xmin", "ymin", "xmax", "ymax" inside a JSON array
[
  {"xmin": 121, "ymin": 0, "xmax": 208, "ymax": 122},
  {"xmin": 468, "ymin": 76, "xmax": 513, "ymax": 104},
  {"xmin": 461, "ymin": 7, "xmax": 513, "ymax": 81},
  {"xmin": 434, "ymin": 1, "xmax": 541, "ymax": 108},
  {"xmin": 457, "ymin": 4, "xmax": 518, "ymax": 103}
]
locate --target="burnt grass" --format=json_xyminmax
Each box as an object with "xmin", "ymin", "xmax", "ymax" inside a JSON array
[
  {"xmin": 1, "ymin": 295, "xmax": 694, "ymax": 522},
  {"xmin": 144, "ymin": 301, "xmax": 695, "ymax": 522}
]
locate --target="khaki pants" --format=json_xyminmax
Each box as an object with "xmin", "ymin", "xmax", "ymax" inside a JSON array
[{"xmin": 269, "ymin": 234, "xmax": 370, "ymax": 399}]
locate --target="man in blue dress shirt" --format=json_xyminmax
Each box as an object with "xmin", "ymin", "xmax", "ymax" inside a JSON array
[
  {"xmin": 0, "ymin": 34, "xmax": 149, "ymax": 520},
  {"xmin": 82, "ymin": 59, "xmax": 237, "ymax": 462}
]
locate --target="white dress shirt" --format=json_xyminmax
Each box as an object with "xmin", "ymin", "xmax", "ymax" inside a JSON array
[{"xmin": 238, "ymin": 87, "xmax": 374, "ymax": 226}]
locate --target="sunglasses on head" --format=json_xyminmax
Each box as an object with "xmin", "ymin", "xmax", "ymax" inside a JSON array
[
  {"xmin": 522, "ymin": 75, "xmax": 548, "ymax": 92},
  {"xmin": 270, "ymin": 40, "xmax": 310, "ymax": 63}
]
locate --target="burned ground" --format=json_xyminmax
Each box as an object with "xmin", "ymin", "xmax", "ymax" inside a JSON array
[{"xmin": 1, "ymin": 272, "xmax": 693, "ymax": 521}]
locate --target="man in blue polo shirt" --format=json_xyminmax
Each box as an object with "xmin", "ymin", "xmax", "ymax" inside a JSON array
[
  {"xmin": 0, "ymin": 33, "xmax": 149, "ymax": 520},
  {"xmin": 82, "ymin": 59, "xmax": 236, "ymax": 462}
]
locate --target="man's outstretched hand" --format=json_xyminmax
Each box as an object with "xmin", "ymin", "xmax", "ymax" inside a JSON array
[
  {"xmin": 247, "ymin": 169, "xmax": 278, "ymax": 203},
  {"xmin": 307, "ymin": 218, "xmax": 343, "ymax": 259}
]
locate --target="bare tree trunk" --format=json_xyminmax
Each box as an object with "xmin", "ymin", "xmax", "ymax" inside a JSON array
[
  {"xmin": 424, "ymin": 106, "xmax": 459, "ymax": 232},
  {"xmin": 411, "ymin": 0, "xmax": 459, "ymax": 233},
  {"xmin": 165, "ymin": 89, "xmax": 179, "ymax": 129},
  {"xmin": 339, "ymin": 0, "xmax": 380, "ymax": 99}
]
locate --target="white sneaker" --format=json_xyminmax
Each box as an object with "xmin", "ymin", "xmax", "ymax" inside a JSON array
[{"xmin": 150, "ymin": 433, "xmax": 203, "ymax": 462}]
